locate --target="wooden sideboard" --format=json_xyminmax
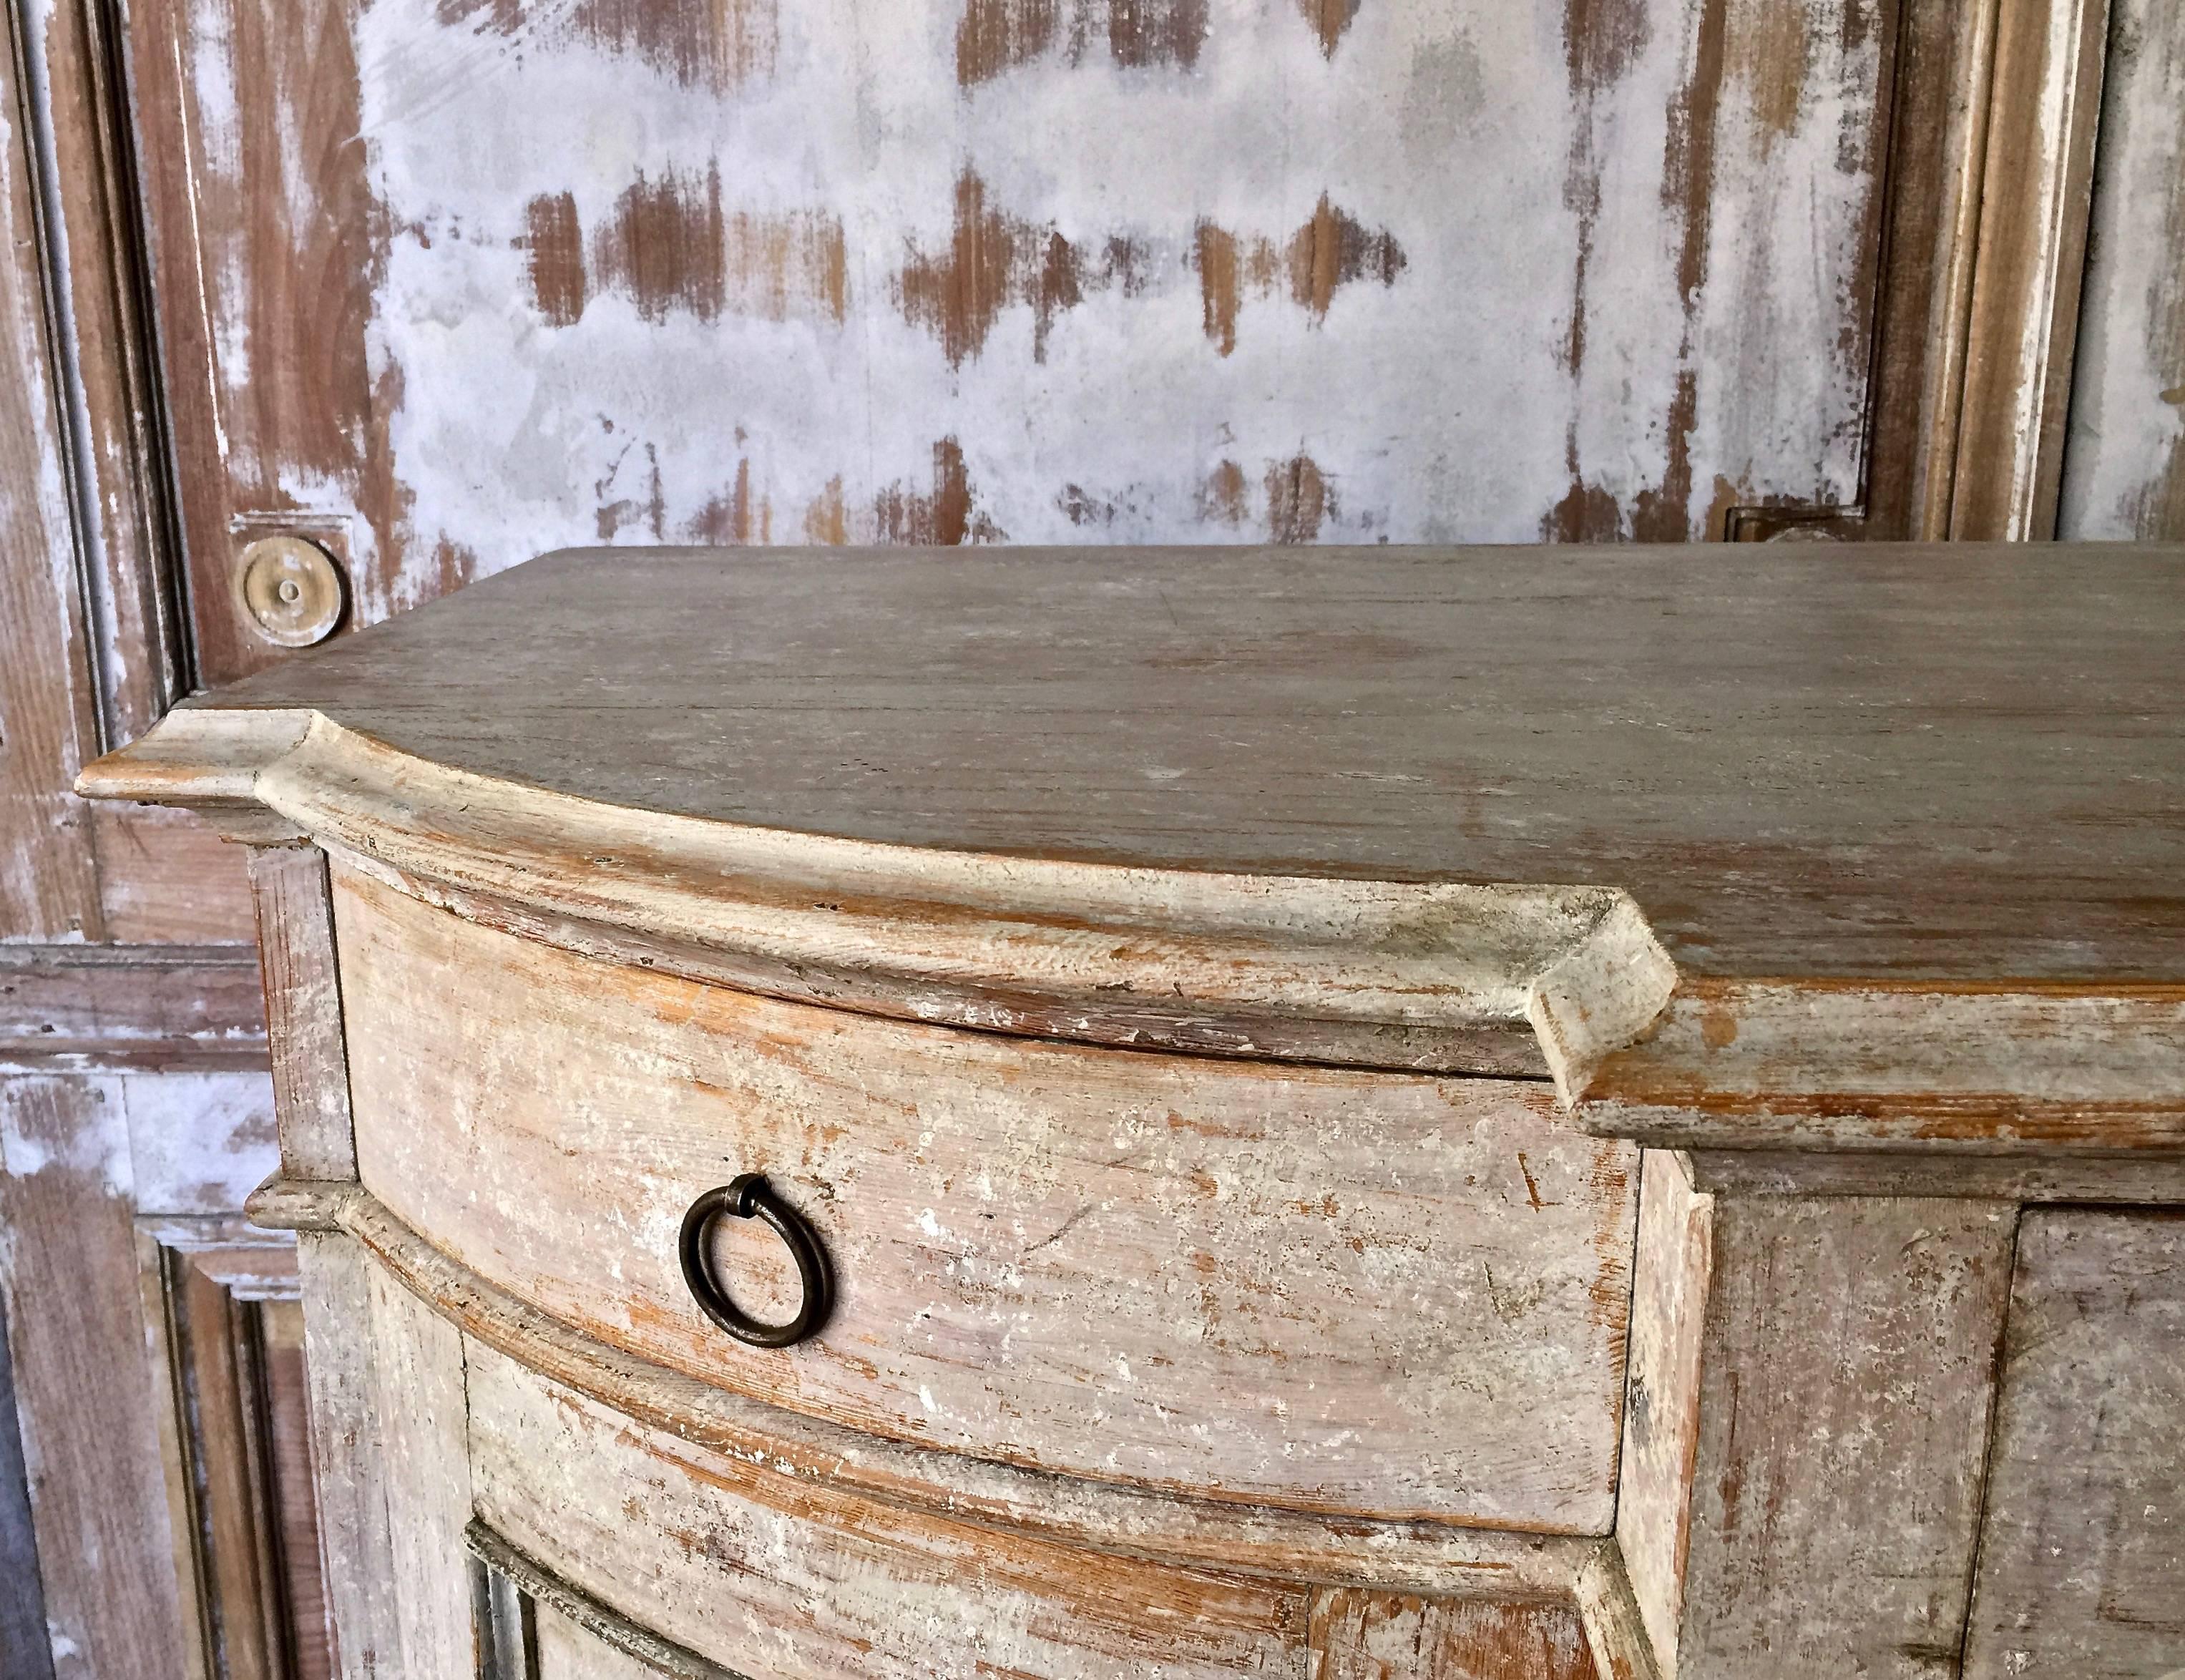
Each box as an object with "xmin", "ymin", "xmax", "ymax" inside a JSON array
[{"xmin": 79, "ymin": 542, "xmax": 2184, "ymax": 1680}]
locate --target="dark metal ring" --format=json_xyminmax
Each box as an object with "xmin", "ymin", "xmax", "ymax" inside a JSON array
[{"xmin": 677, "ymin": 1173, "xmax": 833, "ymax": 1349}]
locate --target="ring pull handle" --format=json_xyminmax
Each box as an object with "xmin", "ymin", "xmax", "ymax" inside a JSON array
[{"xmin": 678, "ymin": 1173, "xmax": 834, "ymax": 1349}]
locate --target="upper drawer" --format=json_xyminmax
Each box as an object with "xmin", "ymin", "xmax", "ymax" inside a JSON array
[{"xmin": 336, "ymin": 870, "xmax": 1638, "ymax": 1533}]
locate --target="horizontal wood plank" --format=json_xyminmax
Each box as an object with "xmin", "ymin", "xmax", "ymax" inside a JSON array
[
  {"xmin": 91, "ymin": 806, "xmax": 257, "ymax": 944},
  {"xmin": 0, "ymin": 946, "xmax": 266, "ymax": 1070}
]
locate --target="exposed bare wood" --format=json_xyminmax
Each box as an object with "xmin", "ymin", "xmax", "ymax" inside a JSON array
[
  {"xmin": 0, "ymin": 1077, "xmax": 190, "ymax": 1678},
  {"xmin": 84, "ymin": 542, "xmax": 2185, "ymax": 987},
  {"xmin": 2058, "ymin": 0, "xmax": 2185, "ymax": 539},
  {"xmin": 92, "ymin": 806, "xmax": 257, "ymax": 942},
  {"xmin": 1578, "ymin": 980, "xmax": 2185, "ymax": 1156},
  {"xmin": 1960, "ymin": 1211, "xmax": 2185, "ymax": 1678},
  {"xmin": 1309, "ymin": 1588, "xmax": 1595, "ymax": 1679},
  {"xmin": 0, "ymin": 0, "xmax": 102, "ymax": 942},
  {"xmin": 0, "ymin": 944, "xmax": 265, "ymax": 1070},
  {"xmin": 268, "ymin": 1176, "xmax": 1603, "ymax": 1598},
  {"xmin": 1952, "ymin": 0, "xmax": 2111, "ymax": 538},
  {"xmin": 248, "ymin": 846, "xmax": 355, "ymax": 1181},
  {"xmin": 295, "ymin": 1233, "xmax": 399, "ymax": 1680},
  {"xmin": 15, "ymin": 0, "xmax": 187, "ymax": 742}
]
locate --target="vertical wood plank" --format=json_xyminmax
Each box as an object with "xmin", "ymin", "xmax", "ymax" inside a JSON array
[
  {"xmin": 249, "ymin": 846, "xmax": 356, "ymax": 1181},
  {"xmin": 1613, "ymin": 1153, "xmax": 1712, "ymax": 1675},
  {"xmin": 260, "ymin": 1299, "xmax": 336, "ymax": 1680},
  {"xmin": 1952, "ymin": 0, "xmax": 2112, "ymax": 538},
  {"xmin": 0, "ymin": 0, "xmax": 103, "ymax": 942},
  {"xmin": 366, "ymin": 1253, "xmax": 479, "ymax": 1678},
  {"xmin": 14, "ymin": 0, "xmax": 185, "ymax": 743},
  {"xmin": 2057, "ymin": 0, "xmax": 2185, "ymax": 540},
  {"xmin": 1668, "ymin": 1196, "xmax": 2017, "ymax": 1680},
  {"xmin": 296, "ymin": 1232, "xmax": 399, "ymax": 1680},
  {"xmin": 1961, "ymin": 1211, "xmax": 2185, "ymax": 1679},
  {"xmin": 0, "ymin": 1077, "xmax": 190, "ymax": 1678},
  {"xmin": 0, "ymin": 1290, "xmax": 55, "ymax": 1680}
]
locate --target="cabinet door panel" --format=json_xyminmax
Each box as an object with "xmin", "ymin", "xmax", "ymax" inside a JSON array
[{"xmin": 1962, "ymin": 1211, "xmax": 2185, "ymax": 1679}]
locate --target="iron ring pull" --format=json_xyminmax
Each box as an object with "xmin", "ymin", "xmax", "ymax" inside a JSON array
[{"xmin": 678, "ymin": 1173, "xmax": 834, "ymax": 1349}]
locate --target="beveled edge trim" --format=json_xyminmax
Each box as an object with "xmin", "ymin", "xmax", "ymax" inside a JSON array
[
  {"xmin": 467, "ymin": 1518, "xmax": 746, "ymax": 1680},
  {"xmin": 271, "ymin": 1178, "xmax": 1600, "ymax": 1597},
  {"xmin": 1577, "ymin": 978, "xmax": 2185, "ymax": 1157},
  {"xmin": 79, "ymin": 708, "xmax": 2185, "ymax": 1147},
  {"xmin": 78, "ymin": 708, "xmax": 1673, "ymax": 1089},
  {"xmin": 1574, "ymin": 1542, "xmax": 1665, "ymax": 1680}
]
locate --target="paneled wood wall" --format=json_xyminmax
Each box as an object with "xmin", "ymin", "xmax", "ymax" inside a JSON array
[{"xmin": 2, "ymin": 0, "xmax": 2182, "ymax": 1675}]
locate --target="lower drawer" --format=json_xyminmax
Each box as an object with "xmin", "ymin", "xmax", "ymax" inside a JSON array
[
  {"xmin": 464, "ymin": 1340, "xmax": 1601, "ymax": 1680},
  {"xmin": 339, "ymin": 870, "xmax": 1638, "ymax": 1530}
]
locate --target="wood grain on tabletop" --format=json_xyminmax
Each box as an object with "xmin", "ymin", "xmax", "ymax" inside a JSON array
[{"xmin": 186, "ymin": 540, "xmax": 2185, "ymax": 983}]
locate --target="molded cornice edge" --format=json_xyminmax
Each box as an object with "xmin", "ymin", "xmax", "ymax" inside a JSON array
[{"xmin": 83, "ymin": 707, "xmax": 2185, "ymax": 1151}]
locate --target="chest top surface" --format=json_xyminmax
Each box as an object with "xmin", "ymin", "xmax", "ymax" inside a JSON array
[
  {"xmin": 145, "ymin": 542, "xmax": 2184, "ymax": 980},
  {"xmin": 80, "ymin": 542, "xmax": 2185, "ymax": 1156}
]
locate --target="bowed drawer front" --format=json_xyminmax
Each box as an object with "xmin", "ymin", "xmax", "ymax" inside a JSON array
[
  {"xmin": 334, "ymin": 869, "xmax": 1638, "ymax": 1532},
  {"xmin": 464, "ymin": 1341, "xmax": 1600, "ymax": 1680}
]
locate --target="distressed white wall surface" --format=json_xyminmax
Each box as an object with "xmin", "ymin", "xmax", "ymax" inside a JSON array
[{"xmin": 142, "ymin": 0, "xmax": 1895, "ymax": 669}]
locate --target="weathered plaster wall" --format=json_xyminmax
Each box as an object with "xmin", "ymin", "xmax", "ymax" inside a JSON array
[{"xmin": 139, "ymin": 0, "xmax": 1893, "ymax": 678}]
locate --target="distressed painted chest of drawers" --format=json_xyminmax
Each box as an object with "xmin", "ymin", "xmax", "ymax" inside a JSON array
[{"xmin": 83, "ymin": 544, "xmax": 2184, "ymax": 1680}]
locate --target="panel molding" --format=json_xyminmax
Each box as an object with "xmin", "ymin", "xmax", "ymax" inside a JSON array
[
  {"xmin": 137, "ymin": 1219, "xmax": 333, "ymax": 1680},
  {"xmin": 0, "ymin": 944, "xmax": 267, "ymax": 1070},
  {"xmin": 466, "ymin": 1520, "xmax": 741, "ymax": 1680}
]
